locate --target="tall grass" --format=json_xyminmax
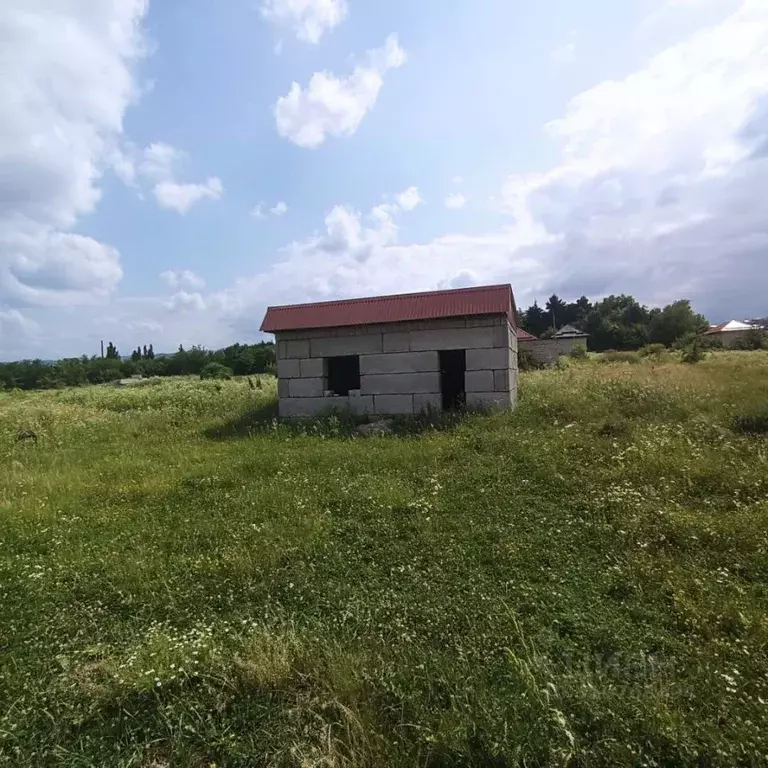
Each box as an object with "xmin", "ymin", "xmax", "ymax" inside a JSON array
[{"xmin": 1, "ymin": 354, "xmax": 768, "ymax": 766}]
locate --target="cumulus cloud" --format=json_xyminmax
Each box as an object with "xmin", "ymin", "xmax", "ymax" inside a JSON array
[
  {"xmin": 153, "ymin": 178, "xmax": 223, "ymax": 214},
  {"xmin": 166, "ymin": 291, "xmax": 207, "ymax": 312},
  {"xmin": 122, "ymin": 143, "xmax": 224, "ymax": 214},
  {"xmin": 0, "ymin": 0, "xmax": 147, "ymax": 315},
  {"xmin": 159, "ymin": 270, "xmax": 206, "ymax": 291},
  {"xmin": 252, "ymin": 201, "xmax": 288, "ymax": 219},
  {"xmin": 274, "ymin": 35, "xmax": 406, "ymax": 148},
  {"xmin": 260, "ymin": 0, "xmax": 347, "ymax": 43},
  {"xmin": 497, "ymin": 0, "xmax": 768, "ymax": 315},
  {"xmin": 215, "ymin": 0, "xmax": 768, "ymax": 336},
  {"xmin": 395, "ymin": 187, "xmax": 423, "ymax": 211},
  {"xmin": 444, "ymin": 193, "xmax": 467, "ymax": 209}
]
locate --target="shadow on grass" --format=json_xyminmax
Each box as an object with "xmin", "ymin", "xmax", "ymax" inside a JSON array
[
  {"xmin": 205, "ymin": 400, "xmax": 475, "ymax": 441},
  {"xmin": 204, "ymin": 400, "xmax": 279, "ymax": 439}
]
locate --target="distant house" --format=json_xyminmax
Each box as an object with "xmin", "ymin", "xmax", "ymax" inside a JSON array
[
  {"xmin": 261, "ymin": 284, "xmax": 520, "ymax": 418},
  {"xmin": 705, "ymin": 320, "xmax": 756, "ymax": 348},
  {"xmin": 554, "ymin": 324, "xmax": 589, "ymax": 341}
]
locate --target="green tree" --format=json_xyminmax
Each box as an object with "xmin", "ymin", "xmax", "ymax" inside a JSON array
[
  {"xmin": 105, "ymin": 342, "xmax": 120, "ymax": 360},
  {"xmin": 733, "ymin": 328, "xmax": 767, "ymax": 350},
  {"xmin": 521, "ymin": 301, "xmax": 549, "ymax": 337},
  {"xmin": 545, "ymin": 294, "xmax": 568, "ymax": 331},
  {"xmin": 648, "ymin": 300, "xmax": 708, "ymax": 347}
]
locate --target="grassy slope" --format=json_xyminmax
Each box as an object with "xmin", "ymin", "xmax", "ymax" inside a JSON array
[{"xmin": 1, "ymin": 357, "xmax": 768, "ymax": 767}]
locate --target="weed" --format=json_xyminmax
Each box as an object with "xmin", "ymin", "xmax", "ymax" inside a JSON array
[{"xmin": 732, "ymin": 406, "xmax": 768, "ymax": 435}]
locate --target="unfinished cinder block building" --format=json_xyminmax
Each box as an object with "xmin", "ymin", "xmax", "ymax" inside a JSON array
[{"xmin": 260, "ymin": 284, "xmax": 520, "ymax": 418}]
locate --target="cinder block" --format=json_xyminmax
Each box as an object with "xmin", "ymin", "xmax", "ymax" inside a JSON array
[
  {"xmin": 382, "ymin": 332, "xmax": 410, "ymax": 353},
  {"xmin": 409, "ymin": 326, "xmax": 495, "ymax": 352},
  {"xmin": 277, "ymin": 340, "xmax": 288, "ymax": 359},
  {"xmin": 277, "ymin": 358, "xmax": 300, "ymax": 379},
  {"xmin": 466, "ymin": 348, "xmax": 508, "ymax": 371},
  {"xmin": 299, "ymin": 358, "xmax": 325, "ymax": 378},
  {"xmin": 374, "ymin": 394, "xmax": 414, "ymax": 415},
  {"xmin": 279, "ymin": 397, "xmax": 330, "ymax": 418},
  {"xmin": 310, "ymin": 334, "xmax": 383, "ymax": 358},
  {"xmin": 466, "ymin": 391, "xmax": 512, "ymax": 412},
  {"xmin": 493, "ymin": 325, "xmax": 510, "ymax": 348},
  {"xmin": 348, "ymin": 396, "xmax": 375, "ymax": 415},
  {"xmin": 465, "ymin": 370, "xmax": 495, "ymax": 392},
  {"xmin": 286, "ymin": 339, "xmax": 310, "ymax": 358},
  {"xmin": 278, "ymin": 379, "xmax": 289, "ymax": 398},
  {"xmin": 414, "ymin": 393, "xmax": 442, "ymax": 412},
  {"xmin": 494, "ymin": 369, "xmax": 510, "ymax": 391},
  {"xmin": 361, "ymin": 372, "xmax": 441, "ymax": 395},
  {"xmin": 288, "ymin": 377, "xmax": 324, "ymax": 398},
  {"xmin": 360, "ymin": 351, "xmax": 439, "ymax": 375},
  {"xmin": 466, "ymin": 315, "xmax": 502, "ymax": 327}
]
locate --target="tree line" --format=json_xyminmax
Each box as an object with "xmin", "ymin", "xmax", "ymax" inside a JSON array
[
  {"xmin": 0, "ymin": 342, "xmax": 275, "ymax": 391},
  {"xmin": 520, "ymin": 294, "xmax": 711, "ymax": 351}
]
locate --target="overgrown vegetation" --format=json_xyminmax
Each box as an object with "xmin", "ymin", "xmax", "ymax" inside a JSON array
[
  {"xmin": 520, "ymin": 294, "xmax": 709, "ymax": 351},
  {"xmin": 0, "ymin": 341, "xmax": 275, "ymax": 391},
  {"xmin": 2, "ymin": 352, "xmax": 768, "ymax": 766}
]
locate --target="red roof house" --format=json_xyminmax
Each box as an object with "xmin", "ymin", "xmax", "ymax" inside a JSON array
[{"xmin": 262, "ymin": 284, "xmax": 520, "ymax": 418}]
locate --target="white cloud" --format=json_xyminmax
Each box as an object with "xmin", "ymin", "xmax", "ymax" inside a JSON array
[
  {"xmin": 0, "ymin": 0, "xmax": 148, "ymax": 314},
  {"xmin": 121, "ymin": 143, "xmax": 224, "ymax": 214},
  {"xmin": 444, "ymin": 193, "xmax": 467, "ymax": 209},
  {"xmin": 274, "ymin": 35, "xmax": 406, "ymax": 148},
  {"xmin": 160, "ymin": 270, "xmax": 206, "ymax": 291},
  {"xmin": 260, "ymin": 0, "xmax": 347, "ymax": 44},
  {"xmin": 452, "ymin": 176, "xmax": 464, "ymax": 185},
  {"xmin": 153, "ymin": 178, "xmax": 223, "ymax": 214},
  {"xmin": 1, "ymin": 228, "xmax": 123, "ymax": 308},
  {"xmin": 7, "ymin": 0, "xmax": 768, "ymax": 360},
  {"xmin": 252, "ymin": 201, "xmax": 288, "ymax": 219},
  {"xmin": 214, "ymin": 0, "xmax": 768, "ymax": 335},
  {"xmin": 139, "ymin": 143, "xmax": 183, "ymax": 182},
  {"xmin": 395, "ymin": 186, "xmax": 423, "ymax": 211},
  {"xmin": 166, "ymin": 291, "xmax": 206, "ymax": 312}
]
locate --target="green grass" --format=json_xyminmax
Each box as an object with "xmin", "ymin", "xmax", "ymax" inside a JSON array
[{"xmin": 2, "ymin": 353, "xmax": 768, "ymax": 767}]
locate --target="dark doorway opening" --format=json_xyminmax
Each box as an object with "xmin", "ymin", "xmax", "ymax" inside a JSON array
[
  {"xmin": 439, "ymin": 349, "xmax": 466, "ymax": 411},
  {"xmin": 326, "ymin": 356, "xmax": 361, "ymax": 395}
]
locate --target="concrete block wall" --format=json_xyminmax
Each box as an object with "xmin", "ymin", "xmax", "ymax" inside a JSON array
[
  {"xmin": 519, "ymin": 336, "xmax": 586, "ymax": 366},
  {"xmin": 275, "ymin": 315, "xmax": 519, "ymax": 417}
]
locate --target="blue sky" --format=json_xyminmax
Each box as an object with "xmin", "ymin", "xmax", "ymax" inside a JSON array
[{"xmin": 1, "ymin": 0, "xmax": 767, "ymax": 358}]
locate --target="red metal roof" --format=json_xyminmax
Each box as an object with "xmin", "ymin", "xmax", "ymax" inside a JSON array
[
  {"xmin": 261, "ymin": 284, "xmax": 519, "ymax": 333},
  {"xmin": 516, "ymin": 328, "xmax": 538, "ymax": 341}
]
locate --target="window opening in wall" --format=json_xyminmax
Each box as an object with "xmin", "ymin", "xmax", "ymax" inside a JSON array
[
  {"xmin": 439, "ymin": 349, "xmax": 466, "ymax": 410},
  {"xmin": 326, "ymin": 355, "xmax": 360, "ymax": 396}
]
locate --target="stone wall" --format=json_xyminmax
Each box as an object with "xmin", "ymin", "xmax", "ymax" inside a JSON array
[
  {"xmin": 519, "ymin": 337, "xmax": 586, "ymax": 366},
  {"xmin": 275, "ymin": 315, "xmax": 518, "ymax": 417}
]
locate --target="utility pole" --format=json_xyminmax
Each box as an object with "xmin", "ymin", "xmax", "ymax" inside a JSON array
[{"xmin": 100, "ymin": 340, "xmax": 104, "ymax": 359}]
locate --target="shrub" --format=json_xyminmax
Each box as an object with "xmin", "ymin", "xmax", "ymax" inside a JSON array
[
  {"xmin": 600, "ymin": 350, "xmax": 641, "ymax": 364},
  {"xmin": 200, "ymin": 362, "xmax": 234, "ymax": 380},
  {"xmin": 732, "ymin": 407, "xmax": 768, "ymax": 435},
  {"xmin": 732, "ymin": 328, "xmax": 767, "ymax": 351},
  {"xmin": 701, "ymin": 336, "xmax": 723, "ymax": 350},
  {"xmin": 639, "ymin": 343, "xmax": 666, "ymax": 358},
  {"xmin": 569, "ymin": 343, "xmax": 588, "ymax": 360},
  {"xmin": 518, "ymin": 349, "xmax": 540, "ymax": 371},
  {"xmin": 681, "ymin": 338, "xmax": 706, "ymax": 364}
]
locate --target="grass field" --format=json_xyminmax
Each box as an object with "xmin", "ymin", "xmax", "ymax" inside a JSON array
[{"xmin": 2, "ymin": 354, "xmax": 768, "ymax": 767}]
